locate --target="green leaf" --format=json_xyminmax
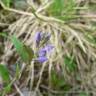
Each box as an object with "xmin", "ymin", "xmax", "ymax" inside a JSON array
[
  {"xmin": 15, "ymin": 63, "xmax": 20, "ymax": 79},
  {"xmin": 48, "ymin": 0, "xmax": 64, "ymax": 16},
  {"xmin": 2, "ymin": 0, "xmax": 11, "ymax": 7},
  {"xmin": 51, "ymin": 69, "xmax": 71, "ymax": 90},
  {"xmin": 79, "ymin": 92, "xmax": 89, "ymax": 96},
  {"xmin": 85, "ymin": 33, "xmax": 96, "ymax": 47},
  {"xmin": 64, "ymin": 56, "xmax": 77, "ymax": 72},
  {"xmin": 51, "ymin": 70, "xmax": 59, "ymax": 87},
  {"xmin": 0, "ymin": 64, "xmax": 10, "ymax": 83},
  {"xmin": 4, "ymin": 84, "xmax": 12, "ymax": 93},
  {"xmin": 63, "ymin": 0, "xmax": 76, "ymax": 14},
  {"xmin": 47, "ymin": 0, "xmax": 76, "ymax": 21},
  {"xmin": 51, "ymin": 69, "xmax": 64, "ymax": 87},
  {"xmin": 11, "ymin": 36, "xmax": 34, "ymax": 63},
  {"xmin": 0, "ymin": 32, "xmax": 9, "ymax": 39}
]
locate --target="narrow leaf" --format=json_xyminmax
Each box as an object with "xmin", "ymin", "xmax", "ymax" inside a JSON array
[
  {"xmin": 47, "ymin": 0, "xmax": 76, "ymax": 20},
  {"xmin": 64, "ymin": 56, "xmax": 77, "ymax": 72},
  {"xmin": 0, "ymin": 64, "xmax": 10, "ymax": 83},
  {"xmin": 15, "ymin": 63, "xmax": 20, "ymax": 79},
  {"xmin": 2, "ymin": 0, "xmax": 11, "ymax": 7},
  {"xmin": 11, "ymin": 36, "xmax": 34, "ymax": 63}
]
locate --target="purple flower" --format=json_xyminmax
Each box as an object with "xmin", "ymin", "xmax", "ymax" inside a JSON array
[
  {"xmin": 38, "ymin": 44, "xmax": 54, "ymax": 57},
  {"xmin": 34, "ymin": 32, "xmax": 54, "ymax": 63},
  {"xmin": 37, "ymin": 56, "xmax": 48, "ymax": 63},
  {"xmin": 35, "ymin": 32, "xmax": 41, "ymax": 44},
  {"xmin": 43, "ymin": 45, "xmax": 54, "ymax": 52},
  {"xmin": 38, "ymin": 49, "xmax": 46, "ymax": 57}
]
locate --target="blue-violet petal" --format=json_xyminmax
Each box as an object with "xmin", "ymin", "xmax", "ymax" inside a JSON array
[{"xmin": 37, "ymin": 56, "xmax": 48, "ymax": 63}]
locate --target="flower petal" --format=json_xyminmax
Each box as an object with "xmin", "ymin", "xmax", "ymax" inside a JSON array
[
  {"xmin": 35, "ymin": 32, "xmax": 41, "ymax": 44},
  {"xmin": 37, "ymin": 56, "xmax": 48, "ymax": 63},
  {"xmin": 38, "ymin": 49, "xmax": 46, "ymax": 57},
  {"xmin": 44, "ymin": 44, "xmax": 54, "ymax": 52}
]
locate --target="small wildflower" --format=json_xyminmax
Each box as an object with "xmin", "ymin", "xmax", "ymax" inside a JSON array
[
  {"xmin": 37, "ymin": 56, "xmax": 48, "ymax": 63},
  {"xmin": 38, "ymin": 44, "xmax": 54, "ymax": 56},
  {"xmin": 38, "ymin": 49, "xmax": 46, "ymax": 57},
  {"xmin": 34, "ymin": 32, "xmax": 54, "ymax": 63},
  {"xmin": 35, "ymin": 32, "xmax": 41, "ymax": 45},
  {"xmin": 43, "ymin": 45, "xmax": 54, "ymax": 53}
]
